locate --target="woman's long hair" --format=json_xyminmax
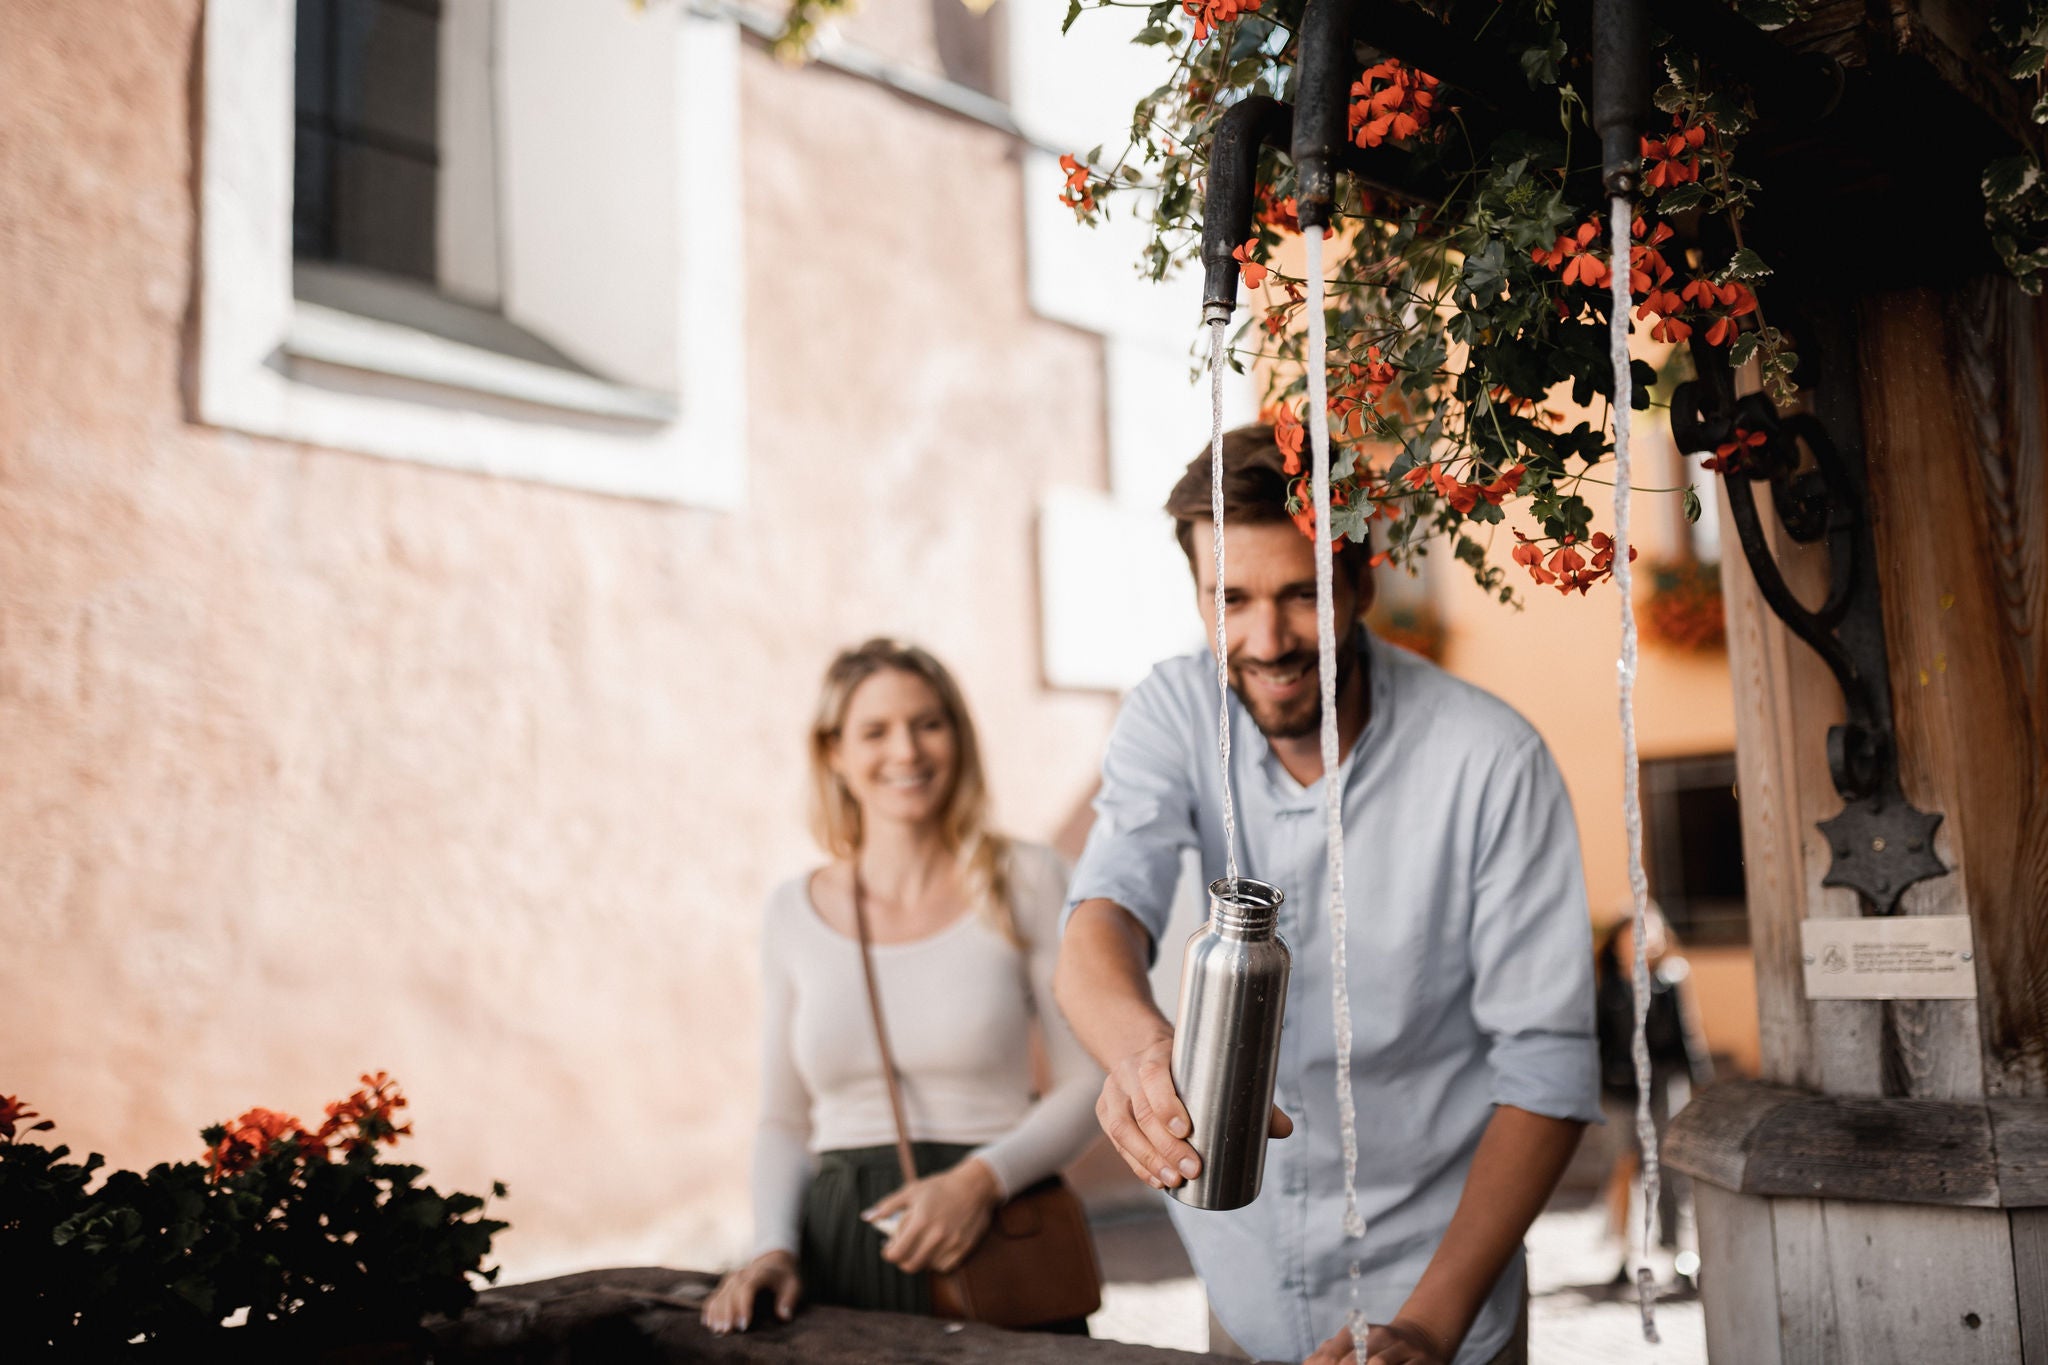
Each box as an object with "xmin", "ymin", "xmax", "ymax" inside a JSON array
[{"xmin": 808, "ymin": 639, "xmax": 1019, "ymax": 946}]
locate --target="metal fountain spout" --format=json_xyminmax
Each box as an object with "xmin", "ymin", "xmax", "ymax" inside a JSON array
[
  {"xmin": 1592, "ymin": 0, "xmax": 1650, "ymax": 200},
  {"xmin": 1196, "ymin": 0, "xmax": 1350, "ymax": 327},
  {"xmin": 1288, "ymin": 0, "xmax": 1353, "ymax": 236},
  {"xmin": 1196, "ymin": 0, "xmax": 1461, "ymax": 328},
  {"xmin": 1202, "ymin": 97, "xmax": 1292, "ymax": 327}
]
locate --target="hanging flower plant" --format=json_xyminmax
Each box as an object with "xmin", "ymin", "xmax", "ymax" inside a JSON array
[
  {"xmin": 1035, "ymin": 0, "xmax": 2035, "ymax": 603},
  {"xmin": 1641, "ymin": 558, "xmax": 1726, "ymax": 653}
]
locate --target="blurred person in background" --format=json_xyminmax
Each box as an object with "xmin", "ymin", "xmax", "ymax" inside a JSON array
[
  {"xmin": 703, "ymin": 639, "xmax": 1102, "ymax": 1335},
  {"xmin": 1594, "ymin": 905, "xmax": 1712, "ymax": 1283}
]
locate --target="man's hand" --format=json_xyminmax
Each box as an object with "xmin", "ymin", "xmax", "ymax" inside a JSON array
[
  {"xmin": 1304, "ymin": 1319, "xmax": 1450, "ymax": 1365},
  {"xmin": 701, "ymin": 1250, "xmax": 801, "ymax": 1335},
  {"xmin": 1096, "ymin": 1037, "xmax": 1293, "ymax": 1190},
  {"xmin": 1058, "ymin": 898, "xmax": 1293, "ymax": 1191},
  {"xmin": 865, "ymin": 1156, "xmax": 1002, "ymax": 1274}
]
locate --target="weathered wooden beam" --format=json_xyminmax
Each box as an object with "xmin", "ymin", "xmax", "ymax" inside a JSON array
[
  {"xmin": 1667, "ymin": 1079, "xmax": 2048, "ymax": 1208},
  {"xmin": 2014, "ymin": 1207, "xmax": 2048, "ymax": 1365},
  {"xmin": 1995, "ymin": 1100, "xmax": 2048, "ymax": 1208},
  {"xmin": 1692, "ymin": 1183, "xmax": 1786, "ymax": 1365}
]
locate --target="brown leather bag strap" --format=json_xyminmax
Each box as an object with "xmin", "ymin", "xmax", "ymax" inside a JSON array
[{"xmin": 851, "ymin": 870, "xmax": 921, "ymax": 1189}]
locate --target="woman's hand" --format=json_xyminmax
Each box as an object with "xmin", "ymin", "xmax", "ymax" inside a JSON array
[
  {"xmin": 864, "ymin": 1156, "xmax": 1004, "ymax": 1274},
  {"xmin": 701, "ymin": 1250, "xmax": 801, "ymax": 1335},
  {"xmin": 1303, "ymin": 1318, "xmax": 1453, "ymax": 1365}
]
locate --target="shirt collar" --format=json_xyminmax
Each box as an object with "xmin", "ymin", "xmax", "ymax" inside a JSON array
[{"xmin": 1250, "ymin": 626, "xmax": 1386, "ymax": 807}]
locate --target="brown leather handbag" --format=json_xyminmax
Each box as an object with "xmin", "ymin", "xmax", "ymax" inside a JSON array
[{"xmin": 852, "ymin": 874, "xmax": 1103, "ymax": 1329}]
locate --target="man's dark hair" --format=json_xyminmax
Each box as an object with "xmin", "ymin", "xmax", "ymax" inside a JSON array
[
  {"xmin": 1163, "ymin": 422, "xmax": 1369, "ymax": 569},
  {"xmin": 1165, "ymin": 424, "xmax": 1290, "ymax": 562}
]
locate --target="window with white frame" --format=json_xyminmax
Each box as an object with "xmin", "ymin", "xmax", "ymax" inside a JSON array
[{"xmin": 197, "ymin": 0, "xmax": 744, "ymax": 506}]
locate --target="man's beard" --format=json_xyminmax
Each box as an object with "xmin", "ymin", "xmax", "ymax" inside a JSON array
[{"xmin": 1228, "ymin": 641, "xmax": 1356, "ymax": 741}]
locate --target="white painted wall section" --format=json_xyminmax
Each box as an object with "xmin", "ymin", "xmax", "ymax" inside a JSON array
[{"xmin": 1009, "ymin": 0, "xmax": 1258, "ymax": 691}]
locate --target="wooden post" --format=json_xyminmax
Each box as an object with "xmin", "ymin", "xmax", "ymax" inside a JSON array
[
  {"xmin": 1650, "ymin": 0, "xmax": 2048, "ymax": 1355},
  {"xmin": 1670, "ymin": 277, "xmax": 2048, "ymax": 1362}
]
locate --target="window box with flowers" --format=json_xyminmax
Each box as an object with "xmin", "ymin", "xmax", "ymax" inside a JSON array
[{"xmin": 1641, "ymin": 557, "xmax": 1726, "ymax": 653}]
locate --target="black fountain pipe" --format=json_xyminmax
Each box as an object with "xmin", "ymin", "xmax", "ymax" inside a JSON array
[
  {"xmin": 1291, "ymin": 0, "xmax": 1354, "ymax": 235},
  {"xmin": 1202, "ymin": 96, "xmax": 1294, "ymax": 326},
  {"xmin": 1592, "ymin": 0, "xmax": 1650, "ymax": 198}
]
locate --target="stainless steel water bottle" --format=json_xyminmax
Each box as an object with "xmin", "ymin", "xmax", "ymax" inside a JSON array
[{"xmin": 1169, "ymin": 876, "xmax": 1291, "ymax": 1211}]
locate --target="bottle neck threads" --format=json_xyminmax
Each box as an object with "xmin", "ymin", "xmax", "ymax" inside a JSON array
[{"xmin": 1207, "ymin": 876, "xmax": 1284, "ymax": 938}]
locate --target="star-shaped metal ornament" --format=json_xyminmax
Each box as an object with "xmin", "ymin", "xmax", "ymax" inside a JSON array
[{"xmin": 1817, "ymin": 797, "xmax": 1947, "ymax": 915}]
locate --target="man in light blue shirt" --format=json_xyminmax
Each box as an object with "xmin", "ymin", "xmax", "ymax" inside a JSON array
[{"xmin": 1054, "ymin": 426, "xmax": 1600, "ymax": 1365}]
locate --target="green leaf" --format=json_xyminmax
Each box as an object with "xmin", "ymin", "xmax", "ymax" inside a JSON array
[
  {"xmin": 1519, "ymin": 32, "xmax": 1566, "ymax": 88},
  {"xmin": 1133, "ymin": 23, "xmax": 1176, "ymax": 44},
  {"xmin": 1985, "ymin": 155, "xmax": 2041, "ymax": 204},
  {"xmin": 1727, "ymin": 331, "xmax": 1762, "ymax": 366},
  {"xmin": 1717, "ymin": 247, "xmax": 1773, "ymax": 281},
  {"xmin": 1682, "ymin": 485, "xmax": 1703, "ymax": 524},
  {"xmin": 2012, "ymin": 45, "xmax": 2048, "ymax": 80},
  {"xmin": 1656, "ymin": 181, "xmax": 1711, "ymax": 213},
  {"xmin": 1062, "ymin": 0, "xmax": 1084, "ymax": 34},
  {"xmin": 1735, "ymin": 0, "xmax": 1807, "ymax": 31}
]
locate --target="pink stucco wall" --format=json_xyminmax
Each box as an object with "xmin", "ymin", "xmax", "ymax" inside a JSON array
[{"xmin": 0, "ymin": 1, "xmax": 1116, "ymax": 1276}]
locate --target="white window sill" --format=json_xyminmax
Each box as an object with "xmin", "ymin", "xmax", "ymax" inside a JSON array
[{"xmin": 283, "ymin": 302, "xmax": 679, "ymax": 425}]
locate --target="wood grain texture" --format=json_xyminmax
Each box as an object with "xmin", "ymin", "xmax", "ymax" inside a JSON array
[
  {"xmin": 1816, "ymin": 1202, "xmax": 2023, "ymax": 1364},
  {"xmin": 1715, "ymin": 486, "xmax": 1880, "ymax": 1096},
  {"xmin": 2014, "ymin": 1207, "xmax": 2048, "ymax": 1365},
  {"xmin": 1694, "ymin": 1184, "xmax": 1784, "ymax": 1365},
  {"xmin": 1743, "ymin": 1094, "xmax": 1998, "ymax": 1206},
  {"xmin": 1858, "ymin": 280, "xmax": 2048, "ymax": 1098},
  {"xmin": 1994, "ymin": 1100, "xmax": 2048, "ymax": 1206},
  {"xmin": 1770, "ymin": 1198, "xmax": 1838, "ymax": 1364},
  {"xmin": 1667, "ymin": 1081, "xmax": 2048, "ymax": 1207},
  {"xmin": 1779, "ymin": 1, "xmax": 1875, "ymax": 69},
  {"xmin": 1662, "ymin": 1079, "xmax": 1806, "ymax": 1191}
]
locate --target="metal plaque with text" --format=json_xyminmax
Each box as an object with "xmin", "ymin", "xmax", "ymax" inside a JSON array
[{"xmin": 1800, "ymin": 915, "xmax": 1978, "ymax": 1000}]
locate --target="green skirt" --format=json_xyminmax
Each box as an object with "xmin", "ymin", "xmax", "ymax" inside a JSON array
[
  {"xmin": 798, "ymin": 1142, "xmax": 1089, "ymax": 1334},
  {"xmin": 800, "ymin": 1141, "xmax": 971, "ymax": 1316}
]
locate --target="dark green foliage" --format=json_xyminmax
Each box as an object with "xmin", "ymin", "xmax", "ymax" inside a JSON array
[{"xmin": 2, "ymin": 1115, "xmax": 505, "ymax": 1347}]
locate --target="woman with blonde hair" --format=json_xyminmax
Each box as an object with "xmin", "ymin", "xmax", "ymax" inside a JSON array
[{"xmin": 702, "ymin": 638, "xmax": 1103, "ymax": 1334}]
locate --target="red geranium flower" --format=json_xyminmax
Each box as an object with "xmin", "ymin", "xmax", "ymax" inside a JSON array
[
  {"xmin": 0, "ymin": 1094, "xmax": 53, "ymax": 1142},
  {"xmin": 1232, "ymin": 238, "xmax": 1268, "ymax": 290}
]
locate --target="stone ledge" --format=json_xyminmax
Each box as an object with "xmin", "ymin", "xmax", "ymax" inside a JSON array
[{"xmin": 431, "ymin": 1267, "xmax": 1238, "ymax": 1363}]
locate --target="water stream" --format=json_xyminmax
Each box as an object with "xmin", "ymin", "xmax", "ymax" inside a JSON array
[
  {"xmin": 1608, "ymin": 192, "xmax": 1661, "ymax": 1345},
  {"xmin": 1208, "ymin": 318, "xmax": 1242, "ymax": 883},
  {"xmin": 1303, "ymin": 229, "xmax": 1371, "ymax": 1361}
]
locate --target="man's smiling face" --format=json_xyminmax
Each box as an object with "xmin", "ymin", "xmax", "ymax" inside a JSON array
[{"xmin": 1188, "ymin": 518, "xmax": 1373, "ymax": 740}]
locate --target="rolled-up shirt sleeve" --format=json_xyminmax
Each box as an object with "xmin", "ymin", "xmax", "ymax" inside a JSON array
[
  {"xmin": 1467, "ymin": 734, "xmax": 1602, "ymax": 1124},
  {"xmin": 1063, "ymin": 671, "xmax": 1199, "ymax": 953}
]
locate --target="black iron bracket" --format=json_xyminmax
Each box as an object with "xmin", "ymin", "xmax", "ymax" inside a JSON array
[{"xmin": 1669, "ymin": 312, "xmax": 1947, "ymax": 915}]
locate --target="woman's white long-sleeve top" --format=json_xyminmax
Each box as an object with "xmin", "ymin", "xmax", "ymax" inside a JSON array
[{"xmin": 749, "ymin": 842, "xmax": 1105, "ymax": 1258}]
